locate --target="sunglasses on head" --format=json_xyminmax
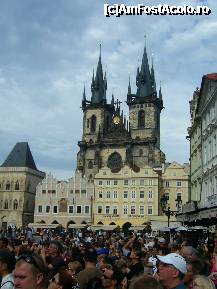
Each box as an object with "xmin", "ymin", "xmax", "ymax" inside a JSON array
[{"xmin": 17, "ymin": 254, "xmax": 41, "ymax": 271}]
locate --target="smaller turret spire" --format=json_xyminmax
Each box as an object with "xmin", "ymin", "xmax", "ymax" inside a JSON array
[
  {"xmin": 159, "ymin": 82, "xmax": 162, "ymax": 100},
  {"xmin": 83, "ymin": 84, "xmax": 86, "ymax": 101},
  {"xmin": 128, "ymin": 76, "xmax": 131, "ymax": 95},
  {"xmin": 111, "ymin": 94, "xmax": 114, "ymax": 106}
]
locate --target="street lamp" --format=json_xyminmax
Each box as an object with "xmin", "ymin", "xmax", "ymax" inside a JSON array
[{"xmin": 160, "ymin": 194, "xmax": 182, "ymax": 227}]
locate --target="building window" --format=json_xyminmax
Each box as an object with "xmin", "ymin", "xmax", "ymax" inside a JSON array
[
  {"xmin": 139, "ymin": 149, "xmax": 143, "ymax": 156},
  {"xmin": 147, "ymin": 205, "xmax": 153, "ymax": 215},
  {"xmin": 173, "ymin": 172, "xmax": 176, "ymax": 176},
  {"xmin": 131, "ymin": 179, "xmax": 136, "ymax": 186},
  {"xmin": 106, "ymin": 191, "xmax": 110, "ymax": 199},
  {"xmin": 105, "ymin": 206, "xmax": 110, "ymax": 215},
  {"xmin": 131, "ymin": 206, "xmax": 136, "ymax": 215},
  {"xmin": 88, "ymin": 160, "xmax": 93, "ymax": 169},
  {"xmin": 123, "ymin": 205, "xmax": 128, "ymax": 215},
  {"xmin": 69, "ymin": 206, "xmax": 74, "ymax": 214},
  {"xmin": 140, "ymin": 191, "xmax": 144, "ymax": 198},
  {"xmin": 113, "ymin": 191, "xmax": 118, "ymax": 199},
  {"xmin": 53, "ymin": 206, "xmax": 58, "ymax": 214},
  {"xmin": 140, "ymin": 205, "xmax": 144, "ymax": 215},
  {"xmin": 15, "ymin": 181, "xmax": 19, "ymax": 190},
  {"xmin": 113, "ymin": 206, "xmax": 118, "ymax": 215},
  {"xmin": 46, "ymin": 206, "xmax": 50, "ymax": 213},
  {"xmin": 99, "ymin": 180, "xmax": 102, "ymax": 186},
  {"xmin": 114, "ymin": 180, "xmax": 118, "ymax": 186},
  {"xmin": 98, "ymin": 191, "xmax": 102, "ymax": 198},
  {"xmin": 6, "ymin": 182, "xmax": 10, "ymax": 190},
  {"xmin": 144, "ymin": 170, "xmax": 148, "ymax": 175},
  {"xmin": 76, "ymin": 206, "xmax": 82, "ymax": 214},
  {"xmin": 98, "ymin": 206, "xmax": 102, "ymax": 214},
  {"xmin": 123, "ymin": 191, "xmax": 128, "ymax": 199},
  {"xmin": 85, "ymin": 206, "xmax": 90, "ymax": 214},
  {"xmin": 165, "ymin": 192, "xmax": 169, "ymax": 200},
  {"xmin": 42, "ymin": 190, "xmax": 46, "ymax": 194},
  {"xmin": 13, "ymin": 200, "xmax": 18, "ymax": 210},
  {"xmin": 38, "ymin": 205, "xmax": 43, "ymax": 213},
  {"xmin": 148, "ymin": 179, "xmax": 153, "ymax": 186},
  {"xmin": 90, "ymin": 115, "xmax": 96, "ymax": 133},
  {"xmin": 138, "ymin": 110, "xmax": 145, "ymax": 127},
  {"xmin": 52, "ymin": 190, "xmax": 56, "ymax": 194},
  {"xmin": 106, "ymin": 180, "xmax": 111, "ymax": 186},
  {"xmin": 4, "ymin": 200, "xmax": 8, "ymax": 209},
  {"xmin": 177, "ymin": 181, "xmax": 182, "ymax": 187},
  {"xmin": 165, "ymin": 181, "xmax": 170, "ymax": 188},
  {"xmin": 124, "ymin": 179, "xmax": 128, "ymax": 186},
  {"xmin": 140, "ymin": 179, "xmax": 144, "ymax": 186},
  {"xmin": 148, "ymin": 191, "xmax": 153, "ymax": 199},
  {"xmin": 131, "ymin": 191, "xmax": 136, "ymax": 199}
]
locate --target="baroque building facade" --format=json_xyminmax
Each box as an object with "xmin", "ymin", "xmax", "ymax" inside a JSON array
[
  {"xmin": 178, "ymin": 73, "xmax": 217, "ymax": 225},
  {"xmin": 77, "ymin": 46, "xmax": 165, "ymax": 180},
  {"xmin": 0, "ymin": 142, "xmax": 45, "ymax": 228},
  {"xmin": 34, "ymin": 172, "xmax": 94, "ymax": 228}
]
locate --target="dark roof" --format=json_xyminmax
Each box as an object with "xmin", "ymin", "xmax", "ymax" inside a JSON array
[{"xmin": 1, "ymin": 142, "xmax": 38, "ymax": 171}]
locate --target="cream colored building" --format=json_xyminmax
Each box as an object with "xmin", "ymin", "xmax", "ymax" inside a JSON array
[
  {"xmin": 93, "ymin": 165, "xmax": 161, "ymax": 227},
  {"xmin": 162, "ymin": 162, "xmax": 190, "ymax": 212},
  {"xmin": 93, "ymin": 163, "xmax": 189, "ymax": 229},
  {"xmin": 0, "ymin": 142, "xmax": 45, "ymax": 228},
  {"xmin": 34, "ymin": 172, "xmax": 94, "ymax": 228}
]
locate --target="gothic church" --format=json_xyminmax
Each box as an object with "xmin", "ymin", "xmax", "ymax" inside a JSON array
[{"xmin": 77, "ymin": 46, "xmax": 165, "ymax": 179}]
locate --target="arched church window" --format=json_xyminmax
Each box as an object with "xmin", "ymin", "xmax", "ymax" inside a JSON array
[
  {"xmin": 87, "ymin": 119, "xmax": 89, "ymax": 129},
  {"xmin": 88, "ymin": 161, "xmax": 93, "ymax": 169},
  {"xmin": 138, "ymin": 110, "xmax": 145, "ymax": 128},
  {"xmin": 13, "ymin": 199, "xmax": 18, "ymax": 210},
  {"xmin": 15, "ymin": 181, "xmax": 19, "ymax": 190},
  {"xmin": 6, "ymin": 181, "xmax": 10, "ymax": 190},
  {"xmin": 90, "ymin": 115, "xmax": 96, "ymax": 133},
  {"xmin": 4, "ymin": 200, "xmax": 9, "ymax": 209},
  {"xmin": 139, "ymin": 149, "xmax": 143, "ymax": 156}
]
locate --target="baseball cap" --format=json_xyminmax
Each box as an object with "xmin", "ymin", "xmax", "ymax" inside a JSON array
[
  {"xmin": 157, "ymin": 253, "xmax": 187, "ymax": 274},
  {"xmin": 158, "ymin": 237, "xmax": 166, "ymax": 243}
]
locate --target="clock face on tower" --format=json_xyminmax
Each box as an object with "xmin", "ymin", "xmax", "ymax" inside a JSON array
[
  {"xmin": 107, "ymin": 152, "xmax": 122, "ymax": 170},
  {"xmin": 112, "ymin": 116, "xmax": 121, "ymax": 125}
]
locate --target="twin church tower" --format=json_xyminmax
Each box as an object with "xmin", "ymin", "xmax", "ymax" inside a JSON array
[{"xmin": 77, "ymin": 45, "xmax": 165, "ymax": 179}]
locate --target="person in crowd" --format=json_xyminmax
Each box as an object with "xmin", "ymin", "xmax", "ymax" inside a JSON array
[
  {"xmin": 0, "ymin": 251, "xmax": 16, "ymax": 289},
  {"xmin": 43, "ymin": 240, "xmax": 65, "ymax": 280},
  {"xmin": 191, "ymin": 274, "xmax": 215, "ymax": 289},
  {"xmin": 14, "ymin": 253, "xmax": 47, "ymax": 289},
  {"xmin": 131, "ymin": 275, "xmax": 163, "ymax": 289},
  {"xmin": 0, "ymin": 238, "xmax": 9, "ymax": 252},
  {"xmin": 180, "ymin": 246, "xmax": 198, "ymax": 261},
  {"xmin": 48, "ymin": 271, "xmax": 76, "ymax": 289},
  {"xmin": 157, "ymin": 253, "xmax": 187, "ymax": 289},
  {"xmin": 183, "ymin": 258, "xmax": 205, "ymax": 288},
  {"xmin": 77, "ymin": 250, "xmax": 103, "ymax": 289},
  {"xmin": 126, "ymin": 248, "xmax": 144, "ymax": 280}
]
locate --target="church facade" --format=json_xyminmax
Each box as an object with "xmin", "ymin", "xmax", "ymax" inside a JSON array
[{"xmin": 77, "ymin": 47, "xmax": 165, "ymax": 180}]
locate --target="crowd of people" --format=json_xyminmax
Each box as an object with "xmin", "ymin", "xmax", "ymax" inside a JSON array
[{"xmin": 0, "ymin": 227, "xmax": 217, "ymax": 289}]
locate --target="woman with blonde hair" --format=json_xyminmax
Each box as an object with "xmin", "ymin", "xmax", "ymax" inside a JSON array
[{"xmin": 192, "ymin": 275, "xmax": 215, "ymax": 289}]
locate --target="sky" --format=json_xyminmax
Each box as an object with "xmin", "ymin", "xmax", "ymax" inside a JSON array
[{"xmin": 0, "ymin": 0, "xmax": 216, "ymax": 180}]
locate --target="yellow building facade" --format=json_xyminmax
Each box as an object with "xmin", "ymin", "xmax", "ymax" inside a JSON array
[
  {"xmin": 162, "ymin": 162, "xmax": 190, "ymax": 212},
  {"xmin": 93, "ymin": 165, "xmax": 160, "ymax": 227}
]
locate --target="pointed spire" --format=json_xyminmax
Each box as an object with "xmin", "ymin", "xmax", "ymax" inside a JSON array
[
  {"xmin": 91, "ymin": 44, "xmax": 107, "ymax": 104},
  {"xmin": 111, "ymin": 94, "xmax": 114, "ymax": 106},
  {"xmin": 151, "ymin": 55, "xmax": 156, "ymax": 93},
  {"xmin": 159, "ymin": 82, "xmax": 162, "ymax": 100},
  {"xmin": 136, "ymin": 42, "xmax": 154, "ymax": 98},
  {"xmin": 83, "ymin": 84, "xmax": 86, "ymax": 101},
  {"xmin": 128, "ymin": 76, "xmax": 131, "ymax": 95}
]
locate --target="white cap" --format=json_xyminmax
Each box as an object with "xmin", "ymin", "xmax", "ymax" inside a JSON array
[
  {"xmin": 158, "ymin": 237, "xmax": 166, "ymax": 243},
  {"xmin": 157, "ymin": 253, "xmax": 187, "ymax": 274}
]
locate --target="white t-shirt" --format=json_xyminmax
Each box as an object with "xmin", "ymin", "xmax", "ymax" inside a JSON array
[{"xmin": 0, "ymin": 273, "xmax": 14, "ymax": 289}]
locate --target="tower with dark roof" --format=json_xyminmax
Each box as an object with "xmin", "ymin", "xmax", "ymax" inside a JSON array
[
  {"xmin": 77, "ymin": 44, "xmax": 165, "ymax": 179},
  {"xmin": 0, "ymin": 142, "xmax": 45, "ymax": 228}
]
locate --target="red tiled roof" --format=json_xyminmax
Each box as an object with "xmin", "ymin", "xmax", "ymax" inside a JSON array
[{"xmin": 206, "ymin": 73, "xmax": 217, "ymax": 80}]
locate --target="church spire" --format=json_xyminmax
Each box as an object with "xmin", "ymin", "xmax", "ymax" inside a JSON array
[
  {"xmin": 151, "ymin": 56, "xmax": 156, "ymax": 93},
  {"xmin": 128, "ymin": 76, "xmax": 131, "ymax": 95},
  {"xmin": 91, "ymin": 44, "xmax": 107, "ymax": 104},
  {"xmin": 136, "ymin": 44, "xmax": 155, "ymax": 98},
  {"xmin": 159, "ymin": 82, "xmax": 162, "ymax": 100},
  {"xmin": 83, "ymin": 84, "xmax": 86, "ymax": 101}
]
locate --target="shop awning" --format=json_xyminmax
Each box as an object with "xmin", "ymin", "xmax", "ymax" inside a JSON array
[
  {"xmin": 90, "ymin": 225, "xmax": 117, "ymax": 231},
  {"xmin": 28, "ymin": 223, "xmax": 60, "ymax": 229},
  {"xmin": 68, "ymin": 224, "xmax": 87, "ymax": 229}
]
